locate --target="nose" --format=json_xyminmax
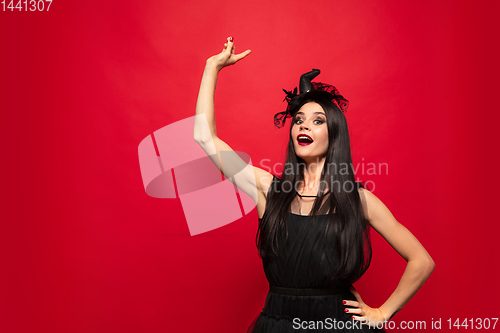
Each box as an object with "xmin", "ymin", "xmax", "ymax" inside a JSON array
[{"xmin": 299, "ymin": 122, "xmax": 310, "ymax": 131}]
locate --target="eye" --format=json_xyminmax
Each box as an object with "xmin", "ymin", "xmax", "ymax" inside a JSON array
[{"xmin": 294, "ymin": 117, "xmax": 325, "ymax": 125}]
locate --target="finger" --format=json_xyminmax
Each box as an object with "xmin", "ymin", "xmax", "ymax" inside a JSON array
[
  {"xmin": 342, "ymin": 300, "xmax": 360, "ymax": 308},
  {"xmin": 351, "ymin": 315, "xmax": 368, "ymax": 323},
  {"xmin": 225, "ymin": 37, "xmax": 233, "ymax": 56},
  {"xmin": 234, "ymin": 49, "xmax": 252, "ymax": 62},
  {"xmin": 223, "ymin": 43, "xmax": 227, "ymax": 52},
  {"xmin": 345, "ymin": 308, "xmax": 363, "ymax": 315}
]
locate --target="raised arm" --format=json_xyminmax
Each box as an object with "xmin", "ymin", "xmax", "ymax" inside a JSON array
[{"xmin": 193, "ymin": 37, "xmax": 273, "ymax": 211}]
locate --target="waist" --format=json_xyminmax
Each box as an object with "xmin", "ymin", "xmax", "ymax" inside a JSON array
[{"xmin": 269, "ymin": 284, "xmax": 351, "ymax": 296}]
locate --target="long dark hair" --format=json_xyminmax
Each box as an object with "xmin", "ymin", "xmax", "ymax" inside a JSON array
[{"xmin": 256, "ymin": 91, "xmax": 372, "ymax": 286}]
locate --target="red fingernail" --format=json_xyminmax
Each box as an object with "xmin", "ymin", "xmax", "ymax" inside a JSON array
[
  {"xmin": 352, "ymin": 316, "xmax": 355, "ymax": 319},
  {"xmin": 344, "ymin": 308, "xmax": 349, "ymax": 312},
  {"xmin": 343, "ymin": 301, "xmax": 346, "ymax": 304},
  {"xmin": 229, "ymin": 36, "xmax": 233, "ymax": 42}
]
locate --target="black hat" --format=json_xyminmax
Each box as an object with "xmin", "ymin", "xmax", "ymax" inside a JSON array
[{"xmin": 274, "ymin": 69, "xmax": 349, "ymax": 128}]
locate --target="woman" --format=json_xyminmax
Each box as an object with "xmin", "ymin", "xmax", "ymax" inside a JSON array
[{"xmin": 193, "ymin": 37, "xmax": 435, "ymax": 332}]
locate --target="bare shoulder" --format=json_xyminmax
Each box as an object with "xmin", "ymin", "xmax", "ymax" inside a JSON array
[
  {"xmin": 253, "ymin": 166, "xmax": 274, "ymax": 199},
  {"xmin": 358, "ymin": 187, "xmax": 370, "ymax": 220},
  {"xmin": 358, "ymin": 187, "xmax": 378, "ymax": 207},
  {"xmin": 358, "ymin": 187, "xmax": 400, "ymax": 232}
]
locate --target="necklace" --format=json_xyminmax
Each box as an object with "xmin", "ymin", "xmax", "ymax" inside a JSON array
[{"xmin": 295, "ymin": 189, "xmax": 331, "ymax": 198}]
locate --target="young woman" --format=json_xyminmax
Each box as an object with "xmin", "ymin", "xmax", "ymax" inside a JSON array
[{"xmin": 193, "ymin": 36, "xmax": 435, "ymax": 332}]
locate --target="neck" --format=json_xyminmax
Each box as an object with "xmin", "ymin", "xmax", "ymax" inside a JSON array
[{"xmin": 298, "ymin": 156, "xmax": 327, "ymax": 192}]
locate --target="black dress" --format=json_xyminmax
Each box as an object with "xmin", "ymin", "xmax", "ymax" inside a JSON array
[{"xmin": 247, "ymin": 176, "xmax": 386, "ymax": 333}]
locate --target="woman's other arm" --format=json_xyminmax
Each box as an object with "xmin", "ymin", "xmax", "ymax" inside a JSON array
[{"xmin": 361, "ymin": 188, "xmax": 435, "ymax": 321}]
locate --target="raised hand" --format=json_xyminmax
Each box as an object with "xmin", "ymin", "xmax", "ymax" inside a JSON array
[
  {"xmin": 206, "ymin": 36, "xmax": 251, "ymax": 72},
  {"xmin": 343, "ymin": 287, "xmax": 387, "ymax": 328}
]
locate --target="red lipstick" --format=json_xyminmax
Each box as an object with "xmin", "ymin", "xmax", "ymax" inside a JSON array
[{"xmin": 297, "ymin": 134, "xmax": 314, "ymax": 146}]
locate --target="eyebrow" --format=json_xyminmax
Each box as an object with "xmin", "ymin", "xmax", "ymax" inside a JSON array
[{"xmin": 296, "ymin": 111, "xmax": 325, "ymax": 116}]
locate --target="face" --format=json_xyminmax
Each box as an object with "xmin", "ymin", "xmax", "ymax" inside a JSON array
[{"xmin": 291, "ymin": 102, "xmax": 329, "ymax": 161}]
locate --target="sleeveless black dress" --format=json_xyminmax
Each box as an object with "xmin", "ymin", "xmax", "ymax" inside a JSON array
[{"xmin": 247, "ymin": 176, "xmax": 386, "ymax": 333}]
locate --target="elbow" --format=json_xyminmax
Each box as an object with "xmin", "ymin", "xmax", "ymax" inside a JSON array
[
  {"xmin": 193, "ymin": 129, "xmax": 201, "ymax": 143},
  {"xmin": 410, "ymin": 253, "xmax": 435, "ymax": 277},
  {"xmin": 194, "ymin": 133, "xmax": 215, "ymax": 145},
  {"xmin": 423, "ymin": 255, "xmax": 435, "ymax": 277},
  {"xmin": 428, "ymin": 256, "xmax": 436, "ymax": 274},
  {"xmin": 194, "ymin": 135, "xmax": 210, "ymax": 145},
  {"xmin": 193, "ymin": 133, "xmax": 206, "ymax": 144},
  {"xmin": 193, "ymin": 127, "xmax": 204, "ymax": 144}
]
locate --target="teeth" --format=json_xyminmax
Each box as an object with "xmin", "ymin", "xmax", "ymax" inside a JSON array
[{"xmin": 298, "ymin": 135, "xmax": 313, "ymax": 142}]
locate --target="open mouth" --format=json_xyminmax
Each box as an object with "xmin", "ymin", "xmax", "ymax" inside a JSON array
[{"xmin": 297, "ymin": 134, "xmax": 314, "ymax": 146}]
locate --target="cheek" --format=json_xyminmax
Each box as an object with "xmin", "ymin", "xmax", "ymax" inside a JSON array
[
  {"xmin": 318, "ymin": 132, "xmax": 329, "ymax": 152},
  {"xmin": 316, "ymin": 127, "xmax": 329, "ymax": 145}
]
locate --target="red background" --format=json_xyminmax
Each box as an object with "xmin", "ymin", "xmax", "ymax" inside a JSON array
[{"xmin": 2, "ymin": 0, "xmax": 499, "ymax": 332}]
